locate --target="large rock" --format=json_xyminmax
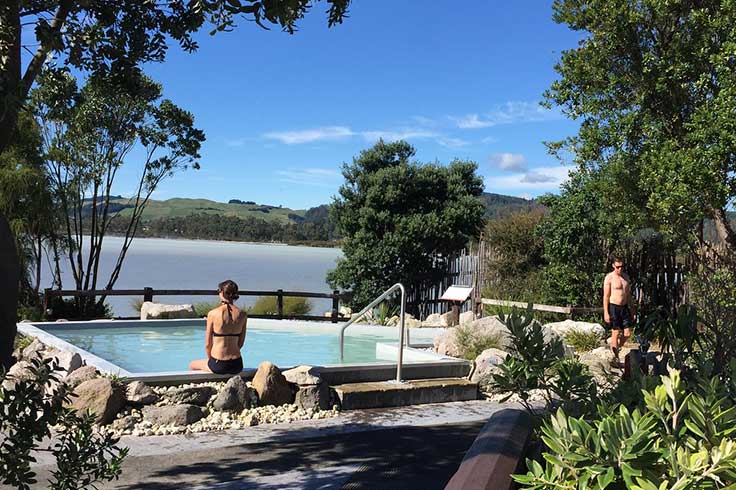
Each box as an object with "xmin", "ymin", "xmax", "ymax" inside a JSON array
[
  {"xmin": 251, "ymin": 361, "xmax": 294, "ymax": 406},
  {"xmin": 294, "ymin": 384, "xmax": 330, "ymax": 411},
  {"xmin": 471, "ymin": 348, "xmax": 508, "ymax": 384},
  {"xmin": 47, "ymin": 350, "xmax": 83, "ymax": 375},
  {"xmin": 433, "ymin": 316, "xmax": 511, "ymax": 357},
  {"xmin": 69, "ymin": 378, "xmax": 125, "ymax": 425},
  {"xmin": 22, "ymin": 338, "xmax": 45, "ymax": 360},
  {"xmin": 459, "ymin": 310, "xmax": 476, "ymax": 325},
  {"xmin": 64, "ymin": 365, "xmax": 98, "ymax": 388},
  {"xmin": 2, "ymin": 360, "xmax": 33, "ymax": 389},
  {"xmin": 143, "ymin": 404, "xmax": 206, "ymax": 426},
  {"xmin": 126, "ymin": 381, "xmax": 159, "ymax": 406},
  {"xmin": 282, "ymin": 365, "xmax": 321, "ymax": 386},
  {"xmin": 167, "ymin": 385, "xmax": 216, "ymax": 406},
  {"xmin": 423, "ymin": 313, "xmax": 446, "ymax": 327},
  {"xmin": 543, "ymin": 320, "xmax": 605, "ymax": 339},
  {"xmin": 212, "ymin": 376, "xmax": 256, "ymax": 412},
  {"xmin": 578, "ymin": 347, "xmax": 616, "ymax": 378},
  {"xmin": 139, "ymin": 302, "xmax": 197, "ymax": 320}
]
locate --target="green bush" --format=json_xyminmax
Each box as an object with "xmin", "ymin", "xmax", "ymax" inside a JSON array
[
  {"xmin": 454, "ymin": 324, "xmax": 502, "ymax": 360},
  {"xmin": 563, "ymin": 329, "xmax": 602, "ymax": 353},
  {"xmin": 193, "ymin": 301, "xmax": 221, "ymax": 317},
  {"xmin": 129, "ymin": 298, "xmax": 144, "ymax": 313},
  {"xmin": 248, "ymin": 296, "xmax": 312, "ymax": 316},
  {"xmin": 13, "ymin": 334, "xmax": 33, "ymax": 352},
  {"xmin": 0, "ymin": 357, "xmax": 128, "ymax": 489},
  {"xmin": 489, "ymin": 306, "xmax": 597, "ymax": 417},
  {"xmin": 515, "ymin": 368, "xmax": 736, "ymax": 489}
]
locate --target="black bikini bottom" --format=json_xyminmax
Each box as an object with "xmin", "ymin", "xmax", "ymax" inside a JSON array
[{"xmin": 208, "ymin": 356, "xmax": 243, "ymax": 375}]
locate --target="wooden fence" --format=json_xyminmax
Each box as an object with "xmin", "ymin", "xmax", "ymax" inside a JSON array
[{"xmin": 43, "ymin": 288, "xmax": 350, "ymax": 322}]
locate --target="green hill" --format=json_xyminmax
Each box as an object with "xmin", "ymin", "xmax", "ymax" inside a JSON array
[
  {"xmin": 479, "ymin": 192, "xmax": 542, "ymax": 219},
  {"xmin": 96, "ymin": 197, "xmax": 306, "ymax": 224}
]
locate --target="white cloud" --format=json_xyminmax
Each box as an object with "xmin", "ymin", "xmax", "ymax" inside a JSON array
[
  {"xmin": 485, "ymin": 165, "xmax": 571, "ymax": 193},
  {"xmin": 276, "ymin": 167, "xmax": 341, "ymax": 187},
  {"xmin": 361, "ymin": 129, "xmax": 438, "ymax": 142},
  {"xmin": 481, "ymin": 136, "xmax": 498, "ymax": 144},
  {"xmin": 436, "ymin": 137, "xmax": 470, "ymax": 148},
  {"xmin": 490, "ymin": 153, "xmax": 528, "ymax": 172},
  {"xmin": 450, "ymin": 114, "xmax": 494, "ymax": 129},
  {"xmin": 451, "ymin": 101, "xmax": 562, "ymax": 129},
  {"xmin": 263, "ymin": 126, "xmax": 355, "ymax": 144}
]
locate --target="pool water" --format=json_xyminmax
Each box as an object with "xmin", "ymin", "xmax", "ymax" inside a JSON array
[{"xmin": 42, "ymin": 319, "xmax": 431, "ymax": 373}]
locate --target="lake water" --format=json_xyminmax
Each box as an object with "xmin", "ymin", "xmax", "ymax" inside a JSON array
[{"xmin": 42, "ymin": 237, "xmax": 343, "ymax": 317}]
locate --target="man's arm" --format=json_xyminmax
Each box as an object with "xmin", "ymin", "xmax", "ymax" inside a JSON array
[{"xmin": 603, "ymin": 275, "xmax": 611, "ymax": 324}]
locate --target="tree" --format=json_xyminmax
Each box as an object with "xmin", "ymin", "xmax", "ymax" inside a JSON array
[
  {"xmin": 33, "ymin": 71, "xmax": 204, "ymax": 316},
  {"xmin": 547, "ymin": 0, "xmax": 736, "ymax": 252},
  {"xmin": 327, "ymin": 140, "xmax": 485, "ymax": 310},
  {"xmin": 0, "ymin": 0, "xmax": 351, "ymax": 154}
]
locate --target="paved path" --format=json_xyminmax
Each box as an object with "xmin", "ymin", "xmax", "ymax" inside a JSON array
[{"xmin": 20, "ymin": 400, "xmax": 507, "ymax": 490}]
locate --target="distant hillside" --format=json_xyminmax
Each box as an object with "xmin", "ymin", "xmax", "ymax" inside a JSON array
[
  {"xmin": 87, "ymin": 197, "xmax": 307, "ymax": 224},
  {"xmin": 479, "ymin": 192, "xmax": 542, "ymax": 219}
]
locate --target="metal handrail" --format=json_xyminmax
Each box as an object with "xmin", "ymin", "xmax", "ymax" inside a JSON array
[{"xmin": 338, "ymin": 283, "xmax": 408, "ymax": 383}]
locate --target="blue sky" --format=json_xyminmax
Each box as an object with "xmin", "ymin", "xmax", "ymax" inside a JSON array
[{"xmin": 110, "ymin": 1, "xmax": 582, "ymax": 209}]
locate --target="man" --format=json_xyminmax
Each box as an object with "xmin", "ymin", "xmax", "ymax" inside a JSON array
[{"xmin": 603, "ymin": 256, "xmax": 634, "ymax": 362}]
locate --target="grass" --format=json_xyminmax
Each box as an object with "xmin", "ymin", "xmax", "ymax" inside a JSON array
[
  {"xmin": 248, "ymin": 296, "xmax": 312, "ymax": 316},
  {"xmin": 454, "ymin": 324, "xmax": 503, "ymax": 361},
  {"xmin": 13, "ymin": 334, "xmax": 33, "ymax": 352},
  {"xmin": 130, "ymin": 298, "xmax": 144, "ymax": 313},
  {"xmin": 564, "ymin": 329, "xmax": 603, "ymax": 352}
]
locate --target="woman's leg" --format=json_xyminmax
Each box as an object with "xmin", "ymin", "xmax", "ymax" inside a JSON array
[{"xmin": 189, "ymin": 358, "xmax": 211, "ymax": 371}]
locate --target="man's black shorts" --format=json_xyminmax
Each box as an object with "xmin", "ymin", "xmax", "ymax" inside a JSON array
[{"xmin": 608, "ymin": 303, "xmax": 631, "ymax": 330}]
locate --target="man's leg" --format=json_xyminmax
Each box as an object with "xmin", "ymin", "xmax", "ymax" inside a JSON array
[
  {"xmin": 620, "ymin": 328, "xmax": 631, "ymax": 348},
  {"xmin": 610, "ymin": 329, "xmax": 620, "ymax": 359}
]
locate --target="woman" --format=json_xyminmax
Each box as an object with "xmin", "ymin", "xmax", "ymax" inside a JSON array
[{"xmin": 189, "ymin": 280, "xmax": 247, "ymax": 374}]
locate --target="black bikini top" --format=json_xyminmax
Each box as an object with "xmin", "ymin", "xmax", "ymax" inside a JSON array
[{"xmin": 213, "ymin": 301, "xmax": 243, "ymax": 337}]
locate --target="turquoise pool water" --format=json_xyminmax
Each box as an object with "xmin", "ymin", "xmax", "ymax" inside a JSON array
[{"xmin": 41, "ymin": 319, "xmax": 427, "ymax": 373}]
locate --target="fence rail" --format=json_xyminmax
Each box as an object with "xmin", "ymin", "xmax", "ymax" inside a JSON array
[
  {"xmin": 480, "ymin": 298, "xmax": 602, "ymax": 318},
  {"xmin": 43, "ymin": 288, "xmax": 351, "ymax": 323}
]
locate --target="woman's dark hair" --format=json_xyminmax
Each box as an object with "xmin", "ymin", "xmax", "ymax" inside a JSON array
[{"xmin": 218, "ymin": 279, "xmax": 240, "ymax": 304}]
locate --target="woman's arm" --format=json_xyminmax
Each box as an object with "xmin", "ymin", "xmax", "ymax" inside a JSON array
[
  {"xmin": 238, "ymin": 313, "xmax": 247, "ymax": 349},
  {"xmin": 205, "ymin": 313, "xmax": 213, "ymax": 358}
]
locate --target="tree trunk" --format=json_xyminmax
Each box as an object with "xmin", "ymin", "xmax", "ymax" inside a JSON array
[
  {"xmin": 0, "ymin": 1, "xmax": 22, "ymax": 154},
  {"xmin": 711, "ymin": 206, "xmax": 736, "ymax": 253},
  {"xmin": 0, "ymin": 214, "xmax": 20, "ymax": 370}
]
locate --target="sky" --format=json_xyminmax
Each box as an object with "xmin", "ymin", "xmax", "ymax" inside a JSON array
[{"xmin": 94, "ymin": 1, "xmax": 583, "ymax": 209}]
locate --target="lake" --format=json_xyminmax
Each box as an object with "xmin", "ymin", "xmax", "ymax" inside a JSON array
[{"xmin": 42, "ymin": 237, "xmax": 343, "ymax": 317}]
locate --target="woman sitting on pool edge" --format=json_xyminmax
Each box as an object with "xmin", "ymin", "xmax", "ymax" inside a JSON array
[{"xmin": 189, "ymin": 280, "xmax": 247, "ymax": 374}]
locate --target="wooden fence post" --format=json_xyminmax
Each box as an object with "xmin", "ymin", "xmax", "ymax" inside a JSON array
[
  {"xmin": 277, "ymin": 289, "xmax": 284, "ymax": 319},
  {"xmin": 143, "ymin": 287, "xmax": 153, "ymax": 303},
  {"xmin": 331, "ymin": 290, "xmax": 340, "ymax": 323}
]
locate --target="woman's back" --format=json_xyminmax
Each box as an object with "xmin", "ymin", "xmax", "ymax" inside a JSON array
[{"xmin": 208, "ymin": 303, "xmax": 246, "ymax": 361}]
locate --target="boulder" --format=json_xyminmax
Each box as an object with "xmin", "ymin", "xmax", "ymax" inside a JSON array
[
  {"xmin": 139, "ymin": 301, "xmax": 197, "ymax": 320},
  {"xmin": 64, "ymin": 365, "xmax": 99, "ymax": 388},
  {"xmin": 167, "ymin": 385, "xmax": 217, "ymax": 406},
  {"xmin": 471, "ymin": 348, "xmax": 508, "ymax": 384},
  {"xmin": 111, "ymin": 415, "xmax": 138, "ymax": 432},
  {"xmin": 386, "ymin": 315, "xmax": 399, "ymax": 327},
  {"xmin": 69, "ymin": 378, "xmax": 125, "ymax": 425},
  {"xmin": 295, "ymin": 384, "xmax": 330, "ymax": 411},
  {"xmin": 282, "ymin": 365, "xmax": 321, "ymax": 386},
  {"xmin": 423, "ymin": 313, "xmax": 444, "ymax": 327},
  {"xmin": 339, "ymin": 306, "xmax": 352, "ymax": 317},
  {"xmin": 22, "ymin": 338, "xmax": 45, "ymax": 360},
  {"xmin": 47, "ymin": 350, "xmax": 83, "ymax": 375},
  {"xmin": 212, "ymin": 376, "xmax": 256, "ymax": 412},
  {"xmin": 126, "ymin": 381, "xmax": 159, "ymax": 406},
  {"xmin": 142, "ymin": 404, "xmax": 206, "ymax": 426},
  {"xmin": 404, "ymin": 315, "xmax": 422, "ymax": 328},
  {"xmin": 251, "ymin": 361, "xmax": 294, "ymax": 406},
  {"xmin": 578, "ymin": 347, "xmax": 616, "ymax": 378},
  {"xmin": 543, "ymin": 320, "xmax": 605, "ymax": 339},
  {"xmin": 2, "ymin": 360, "xmax": 34, "ymax": 389},
  {"xmin": 433, "ymin": 316, "xmax": 511, "ymax": 357},
  {"xmin": 459, "ymin": 311, "xmax": 476, "ymax": 325}
]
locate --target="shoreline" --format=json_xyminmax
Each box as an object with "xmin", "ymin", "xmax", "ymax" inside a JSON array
[{"xmin": 86, "ymin": 233, "xmax": 341, "ymax": 250}]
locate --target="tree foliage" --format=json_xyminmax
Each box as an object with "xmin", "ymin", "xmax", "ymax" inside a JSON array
[
  {"xmin": 0, "ymin": 0, "xmax": 351, "ymax": 153},
  {"xmin": 327, "ymin": 140, "xmax": 485, "ymax": 309},
  {"xmin": 547, "ymin": 0, "xmax": 736, "ymax": 252},
  {"xmin": 31, "ymin": 71, "xmax": 204, "ymax": 315}
]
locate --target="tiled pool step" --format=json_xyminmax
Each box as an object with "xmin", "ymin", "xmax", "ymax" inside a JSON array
[{"xmin": 333, "ymin": 378, "xmax": 478, "ymax": 410}]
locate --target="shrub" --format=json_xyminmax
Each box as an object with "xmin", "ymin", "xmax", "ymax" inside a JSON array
[
  {"xmin": 515, "ymin": 368, "xmax": 736, "ymax": 489},
  {"xmin": 454, "ymin": 324, "xmax": 502, "ymax": 360},
  {"xmin": 563, "ymin": 329, "xmax": 601, "ymax": 353},
  {"xmin": 248, "ymin": 296, "xmax": 312, "ymax": 316},
  {"xmin": 489, "ymin": 306, "xmax": 597, "ymax": 417},
  {"xmin": 0, "ymin": 357, "xmax": 128, "ymax": 489},
  {"xmin": 13, "ymin": 334, "xmax": 33, "ymax": 352},
  {"xmin": 129, "ymin": 298, "xmax": 144, "ymax": 313},
  {"xmin": 371, "ymin": 303, "xmax": 399, "ymax": 326}
]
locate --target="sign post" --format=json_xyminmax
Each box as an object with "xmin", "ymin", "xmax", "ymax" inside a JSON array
[{"xmin": 440, "ymin": 285, "xmax": 474, "ymax": 327}]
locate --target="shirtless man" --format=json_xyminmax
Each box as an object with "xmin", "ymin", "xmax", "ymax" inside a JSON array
[{"xmin": 603, "ymin": 256, "xmax": 634, "ymax": 362}]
